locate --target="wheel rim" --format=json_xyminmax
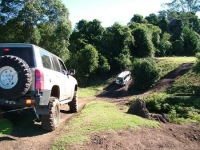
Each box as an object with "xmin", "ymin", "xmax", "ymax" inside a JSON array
[{"xmin": 0, "ymin": 66, "xmax": 18, "ymax": 89}]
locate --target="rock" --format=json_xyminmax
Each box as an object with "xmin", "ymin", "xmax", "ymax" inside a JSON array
[
  {"xmin": 127, "ymin": 99, "xmax": 150, "ymax": 119},
  {"xmin": 150, "ymin": 113, "xmax": 169, "ymax": 123}
]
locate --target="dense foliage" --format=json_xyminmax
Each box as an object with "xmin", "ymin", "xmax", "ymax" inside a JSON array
[
  {"xmin": 0, "ymin": 0, "xmax": 72, "ymax": 60},
  {"xmin": 131, "ymin": 92, "xmax": 200, "ymax": 123},
  {"xmin": 131, "ymin": 59, "xmax": 161, "ymax": 91},
  {"xmin": 1, "ymin": 0, "xmax": 200, "ymax": 86}
]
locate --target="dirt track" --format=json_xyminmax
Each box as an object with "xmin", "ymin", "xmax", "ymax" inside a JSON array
[
  {"xmin": 0, "ymin": 97, "xmax": 93, "ymax": 150},
  {"xmin": 0, "ymin": 63, "xmax": 200, "ymax": 150}
]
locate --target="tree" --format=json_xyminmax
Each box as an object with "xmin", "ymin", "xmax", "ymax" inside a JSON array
[
  {"xmin": 158, "ymin": 16, "xmax": 170, "ymax": 33},
  {"xmin": 163, "ymin": 0, "xmax": 200, "ymax": 13},
  {"xmin": 115, "ymin": 47, "xmax": 132, "ymax": 71},
  {"xmin": 0, "ymin": 0, "xmax": 72, "ymax": 60},
  {"xmin": 132, "ymin": 59, "xmax": 161, "ymax": 91},
  {"xmin": 145, "ymin": 13, "xmax": 159, "ymax": 26},
  {"xmin": 156, "ymin": 33, "xmax": 172, "ymax": 56},
  {"xmin": 17, "ymin": 0, "xmax": 43, "ymax": 44},
  {"xmin": 129, "ymin": 14, "xmax": 147, "ymax": 24},
  {"xmin": 0, "ymin": 0, "xmax": 24, "ymax": 24},
  {"xmin": 182, "ymin": 27, "xmax": 200, "ymax": 56},
  {"xmin": 69, "ymin": 19, "xmax": 105, "ymax": 54},
  {"xmin": 0, "ymin": 17, "xmax": 24, "ymax": 42},
  {"xmin": 172, "ymin": 40, "xmax": 184, "ymax": 55},
  {"xmin": 75, "ymin": 44, "xmax": 99, "ymax": 83},
  {"xmin": 100, "ymin": 23, "xmax": 134, "ymax": 71},
  {"xmin": 97, "ymin": 54, "xmax": 110, "ymax": 74},
  {"xmin": 169, "ymin": 19, "xmax": 184, "ymax": 41},
  {"xmin": 129, "ymin": 23, "xmax": 156, "ymax": 58},
  {"xmin": 188, "ymin": 12, "xmax": 200, "ymax": 34}
]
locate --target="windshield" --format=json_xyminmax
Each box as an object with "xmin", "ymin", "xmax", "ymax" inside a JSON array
[{"xmin": 117, "ymin": 77, "xmax": 124, "ymax": 81}]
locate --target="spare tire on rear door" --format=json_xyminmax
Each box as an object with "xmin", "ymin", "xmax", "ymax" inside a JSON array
[{"xmin": 0, "ymin": 55, "xmax": 32, "ymax": 100}]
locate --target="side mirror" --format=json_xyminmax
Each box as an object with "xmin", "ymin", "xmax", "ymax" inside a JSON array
[
  {"xmin": 62, "ymin": 70, "xmax": 67, "ymax": 75},
  {"xmin": 68, "ymin": 69, "xmax": 75, "ymax": 75}
]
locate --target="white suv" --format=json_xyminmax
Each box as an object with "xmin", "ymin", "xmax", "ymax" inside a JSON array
[
  {"xmin": 0, "ymin": 43, "xmax": 78, "ymax": 131},
  {"xmin": 115, "ymin": 71, "xmax": 131, "ymax": 86}
]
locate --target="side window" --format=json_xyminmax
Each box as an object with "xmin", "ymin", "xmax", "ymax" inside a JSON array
[
  {"xmin": 58, "ymin": 59, "xmax": 67, "ymax": 72},
  {"xmin": 124, "ymin": 75, "xmax": 127, "ymax": 80},
  {"xmin": 51, "ymin": 56, "xmax": 61, "ymax": 72},
  {"xmin": 39, "ymin": 50, "xmax": 52, "ymax": 69}
]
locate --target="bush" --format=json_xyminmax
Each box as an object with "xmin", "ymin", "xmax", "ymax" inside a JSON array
[
  {"xmin": 131, "ymin": 58, "xmax": 161, "ymax": 91},
  {"xmin": 130, "ymin": 93, "xmax": 200, "ymax": 123},
  {"xmin": 193, "ymin": 52, "xmax": 200, "ymax": 73},
  {"xmin": 144, "ymin": 93, "xmax": 170, "ymax": 113}
]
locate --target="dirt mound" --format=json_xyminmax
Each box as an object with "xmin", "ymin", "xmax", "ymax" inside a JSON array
[{"xmin": 75, "ymin": 123, "xmax": 200, "ymax": 150}]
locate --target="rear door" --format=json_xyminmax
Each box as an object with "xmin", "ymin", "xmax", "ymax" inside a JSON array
[
  {"xmin": 50, "ymin": 55, "xmax": 67, "ymax": 100},
  {"xmin": 39, "ymin": 50, "xmax": 55, "ymax": 91},
  {"xmin": 57, "ymin": 59, "xmax": 72, "ymax": 99}
]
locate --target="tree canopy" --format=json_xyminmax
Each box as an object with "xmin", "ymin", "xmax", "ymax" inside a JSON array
[
  {"xmin": 163, "ymin": 0, "xmax": 200, "ymax": 13},
  {"xmin": 0, "ymin": 0, "xmax": 72, "ymax": 60},
  {"xmin": 1, "ymin": 0, "xmax": 200, "ymax": 86}
]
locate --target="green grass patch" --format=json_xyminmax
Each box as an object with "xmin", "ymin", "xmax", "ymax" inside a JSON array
[
  {"xmin": 167, "ymin": 70, "xmax": 200, "ymax": 95},
  {"xmin": 0, "ymin": 119, "xmax": 13, "ymax": 137},
  {"xmin": 78, "ymin": 74, "xmax": 117, "ymax": 98},
  {"xmin": 53, "ymin": 101, "xmax": 159, "ymax": 148},
  {"xmin": 156, "ymin": 57, "xmax": 196, "ymax": 77},
  {"xmin": 78, "ymin": 86, "xmax": 104, "ymax": 98}
]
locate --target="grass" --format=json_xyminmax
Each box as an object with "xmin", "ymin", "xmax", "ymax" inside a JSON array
[
  {"xmin": 0, "ymin": 119, "xmax": 13, "ymax": 137},
  {"xmin": 78, "ymin": 75, "xmax": 117, "ymax": 98},
  {"xmin": 78, "ymin": 86, "xmax": 104, "ymax": 98},
  {"xmin": 52, "ymin": 56, "xmax": 199, "ymax": 148},
  {"xmin": 155, "ymin": 57, "xmax": 196, "ymax": 77},
  {"xmin": 134, "ymin": 56, "xmax": 200, "ymax": 123},
  {"xmin": 167, "ymin": 71, "xmax": 200, "ymax": 95},
  {"xmin": 53, "ymin": 101, "xmax": 159, "ymax": 148}
]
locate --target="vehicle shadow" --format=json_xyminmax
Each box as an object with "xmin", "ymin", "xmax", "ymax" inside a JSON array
[
  {"xmin": 0, "ymin": 136, "xmax": 16, "ymax": 142},
  {"xmin": 0, "ymin": 109, "xmax": 50, "ymax": 138},
  {"xmin": 97, "ymin": 80, "xmax": 142, "ymax": 98}
]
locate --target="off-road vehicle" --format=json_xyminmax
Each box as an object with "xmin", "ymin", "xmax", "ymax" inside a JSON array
[
  {"xmin": 0, "ymin": 43, "xmax": 78, "ymax": 131},
  {"xmin": 115, "ymin": 71, "xmax": 131, "ymax": 86}
]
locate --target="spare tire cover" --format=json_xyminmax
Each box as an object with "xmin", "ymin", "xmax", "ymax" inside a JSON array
[{"xmin": 0, "ymin": 55, "xmax": 32, "ymax": 100}]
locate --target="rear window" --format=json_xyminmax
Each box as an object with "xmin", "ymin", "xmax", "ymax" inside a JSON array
[
  {"xmin": 0, "ymin": 47, "xmax": 34, "ymax": 67},
  {"xmin": 39, "ymin": 49, "xmax": 53, "ymax": 69}
]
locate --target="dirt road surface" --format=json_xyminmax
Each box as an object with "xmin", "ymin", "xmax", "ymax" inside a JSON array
[{"xmin": 0, "ymin": 97, "xmax": 93, "ymax": 150}]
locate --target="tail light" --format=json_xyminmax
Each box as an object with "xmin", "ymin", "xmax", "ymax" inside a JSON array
[{"xmin": 35, "ymin": 69, "xmax": 44, "ymax": 90}]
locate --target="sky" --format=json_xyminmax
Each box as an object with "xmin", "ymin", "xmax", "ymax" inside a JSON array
[
  {"xmin": 62, "ymin": 0, "xmax": 199, "ymax": 28},
  {"xmin": 62, "ymin": 0, "xmax": 171, "ymax": 28}
]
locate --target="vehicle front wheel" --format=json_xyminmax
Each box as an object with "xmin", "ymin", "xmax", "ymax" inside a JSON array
[{"xmin": 41, "ymin": 97, "xmax": 60, "ymax": 131}]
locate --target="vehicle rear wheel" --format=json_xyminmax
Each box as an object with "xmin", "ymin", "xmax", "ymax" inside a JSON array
[
  {"xmin": 0, "ymin": 55, "xmax": 32, "ymax": 100},
  {"xmin": 68, "ymin": 91, "xmax": 78, "ymax": 113},
  {"xmin": 41, "ymin": 97, "xmax": 60, "ymax": 131}
]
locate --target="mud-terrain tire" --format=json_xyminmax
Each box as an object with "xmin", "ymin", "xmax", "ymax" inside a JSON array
[
  {"xmin": 0, "ymin": 55, "xmax": 32, "ymax": 100},
  {"xmin": 68, "ymin": 91, "xmax": 78, "ymax": 113},
  {"xmin": 41, "ymin": 97, "xmax": 60, "ymax": 131}
]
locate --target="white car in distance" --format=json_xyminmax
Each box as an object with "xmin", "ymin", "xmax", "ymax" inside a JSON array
[{"xmin": 115, "ymin": 71, "xmax": 131, "ymax": 86}]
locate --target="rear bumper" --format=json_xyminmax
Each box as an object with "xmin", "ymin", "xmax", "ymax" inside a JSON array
[
  {"xmin": 0, "ymin": 90, "xmax": 51, "ymax": 107},
  {"xmin": 115, "ymin": 81, "xmax": 125, "ymax": 85}
]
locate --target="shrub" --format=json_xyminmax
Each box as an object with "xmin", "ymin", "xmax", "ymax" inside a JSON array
[
  {"xmin": 193, "ymin": 52, "xmax": 200, "ymax": 73},
  {"xmin": 144, "ymin": 93, "xmax": 170, "ymax": 113},
  {"xmin": 130, "ymin": 93, "xmax": 200, "ymax": 123},
  {"xmin": 131, "ymin": 58, "xmax": 161, "ymax": 91}
]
